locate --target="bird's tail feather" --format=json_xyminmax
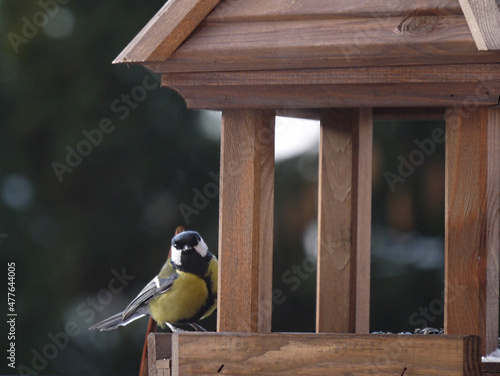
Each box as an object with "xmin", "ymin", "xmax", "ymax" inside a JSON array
[{"xmin": 89, "ymin": 311, "xmax": 146, "ymax": 331}]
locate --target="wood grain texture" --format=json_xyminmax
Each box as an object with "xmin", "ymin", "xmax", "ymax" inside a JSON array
[
  {"xmin": 445, "ymin": 107, "xmax": 500, "ymax": 355},
  {"xmin": 139, "ymin": 318, "xmax": 158, "ymax": 376},
  {"xmin": 458, "ymin": 0, "xmax": 500, "ymax": 50},
  {"xmin": 165, "ymin": 82, "xmax": 500, "ymax": 109},
  {"xmin": 207, "ymin": 0, "xmax": 463, "ymax": 22},
  {"xmin": 161, "ymin": 64, "xmax": 500, "ymax": 86},
  {"xmin": 316, "ymin": 109, "xmax": 372, "ymax": 334},
  {"xmin": 218, "ymin": 110, "xmax": 275, "ymax": 333},
  {"xmin": 113, "ymin": 0, "xmax": 220, "ymax": 63},
  {"xmin": 257, "ymin": 113, "xmax": 275, "ymax": 334},
  {"xmin": 149, "ymin": 332, "xmax": 481, "ymax": 376},
  {"xmin": 483, "ymin": 362, "xmax": 500, "ymax": 374},
  {"xmin": 148, "ymin": 333, "xmax": 172, "ymax": 376},
  {"xmin": 161, "ymin": 64, "xmax": 500, "ymax": 109},
  {"xmin": 276, "ymin": 108, "xmax": 446, "ymax": 121},
  {"xmin": 146, "ymin": 15, "xmax": 500, "ymax": 72},
  {"xmin": 352, "ymin": 109, "xmax": 373, "ymax": 335},
  {"xmin": 373, "ymin": 107, "xmax": 446, "ymax": 120}
]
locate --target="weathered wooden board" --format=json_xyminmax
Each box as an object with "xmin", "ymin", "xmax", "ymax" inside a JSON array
[
  {"xmin": 144, "ymin": 15, "xmax": 500, "ymax": 72},
  {"xmin": 207, "ymin": 0, "xmax": 463, "ymax": 22},
  {"xmin": 114, "ymin": 0, "xmax": 500, "ymax": 70},
  {"xmin": 316, "ymin": 109, "xmax": 372, "ymax": 334},
  {"xmin": 276, "ymin": 108, "xmax": 446, "ymax": 121},
  {"xmin": 114, "ymin": 0, "xmax": 220, "ymax": 63},
  {"xmin": 161, "ymin": 63, "xmax": 500, "ymax": 108},
  {"xmin": 166, "ymin": 82, "xmax": 500, "ymax": 109},
  {"xmin": 445, "ymin": 107, "xmax": 500, "ymax": 355},
  {"xmin": 162, "ymin": 64, "xmax": 500, "ymax": 86},
  {"xmin": 373, "ymin": 107, "xmax": 446, "ymax": 120},
  {"xmin": 483, "ymin": 362, "xmax": 500, "ymax": 375},
  {"xmin": 458, "ymin": 0, "xmax": 500, "ymax": 50},
  {"xmin": 218, "ymin": 110, "xmax": 275, "ymax": 333},
  {"xmin": 148, "ymin": 333, "xmax": 172, "ymax": 376},
  {"xmin": 149, "ymin": 333, "xmax": 481, "ymax": 376}
]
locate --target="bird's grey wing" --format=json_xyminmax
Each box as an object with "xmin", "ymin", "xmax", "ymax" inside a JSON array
[{"xmin": 122, "ymin": 273, "xmax": 178, "ymax": 320}]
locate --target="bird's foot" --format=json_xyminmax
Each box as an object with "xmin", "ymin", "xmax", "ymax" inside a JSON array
[
  {"xmin": 166, "ymin": 323, "xmax": 186, "ymax": 333},
  {"xmin": 189, "ymin": 323, "xmax": 207, "ymax": 332}
]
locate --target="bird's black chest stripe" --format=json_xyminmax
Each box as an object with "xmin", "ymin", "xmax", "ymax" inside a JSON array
[
  {"xmin": 203, "ymin": 275, "xmax": 214, "ymax": 300},
  {"xmin": 174, "ymin": 251, "xmax": 211, "ymax": 276}
]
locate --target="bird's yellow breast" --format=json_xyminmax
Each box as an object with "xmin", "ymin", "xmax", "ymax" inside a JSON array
[{"xmin": 149, "ymin": 271, "xmax": 208, "ymax": 326}]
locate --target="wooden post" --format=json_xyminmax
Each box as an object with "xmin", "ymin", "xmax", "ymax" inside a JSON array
[
  {"xmin": 445, "ymin": 107, "xmax": 500, "ymax": 355},
  {"xmin": 218, "ymin": 109, "xmax": 275, "ymax": 333},
  {"xmin": 316, "ymin": 108, "xmax": 373, "ymax": 334}
]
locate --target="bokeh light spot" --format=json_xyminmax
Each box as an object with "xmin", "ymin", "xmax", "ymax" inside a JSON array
[
  {"xmin": 1, "ymin": 173, "xmax": 35, "ymax": 210},
  {"xmin": 43, "ymin": 8, "xmax": 75, "ymax": 39}
]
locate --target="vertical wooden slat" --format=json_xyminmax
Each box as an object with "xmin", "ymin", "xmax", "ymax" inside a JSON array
[
  {"xmin": 445, "ymin": 107, "xmax": 500, "ymax": 355},
  {"xmin": 316, "ymin": 108, "xmax": 373, "ymax": 334},
  {"xmin": 352, "ymin": 109, "xmax": 373, "ymax": 334},
  {"xmin": 257, "ymin": 115, "xmax": 275, "ymax": 334},
  {"xmin": 218, "ymin": 109, "xmax": 275, "ymax": 333}
]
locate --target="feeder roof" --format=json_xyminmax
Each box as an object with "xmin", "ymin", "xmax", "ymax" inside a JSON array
[
  {"xmin": 113, "ymin": 0, "xmax": 500, "ymax": 109},
  {"xmin": 115, "ymin": 0, "xmax": 500, "ymax": 72}
]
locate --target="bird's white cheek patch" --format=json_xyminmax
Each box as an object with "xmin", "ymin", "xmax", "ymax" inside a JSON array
[
  {"xmin": 171, "ymin": 246, "xmax": 182, "ymax": 265},
  {"xmin": 195, "ymin": 239, "xmax": 208, "ymax": 257}
]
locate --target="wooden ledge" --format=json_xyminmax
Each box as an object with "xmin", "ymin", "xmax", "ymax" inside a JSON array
[
  {"xmin": 483, "ymin": 361, "xmax": 500, "ymax": 375},
  {"xmin": 158, "ymin": 64, "xmax": 500, "ymax": 109},
  {"xmin": 148, "ymin": 332, "xmax": 481, "ymax": 376}
]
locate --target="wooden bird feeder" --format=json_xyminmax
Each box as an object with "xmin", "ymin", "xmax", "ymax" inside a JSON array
[{"xmin": 115, "ymin": 0, "xmax": 500, "ymax": 374}]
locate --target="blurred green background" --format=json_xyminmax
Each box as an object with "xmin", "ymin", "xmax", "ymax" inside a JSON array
[{"xmin": 1, "ymin": 1, "xmax": 446, "ymax": 374}]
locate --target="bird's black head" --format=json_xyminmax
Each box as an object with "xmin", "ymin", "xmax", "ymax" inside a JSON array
[
  {"xmin": 172, "ymin": 231, "xmax": 203, "ymax": 251},
  {"xmin": 170, "ymin": 231, "xmax": 210, "ymax": 273}
]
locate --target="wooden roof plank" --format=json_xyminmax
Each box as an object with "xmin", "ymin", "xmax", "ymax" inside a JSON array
[
  {"xmin": 208, "ymin": 0, "xmax": 463, "ymax": 22},
  {"xmin": 146, "ymin": 15, "xmax": 500, "ymax": 72},
  {"xmin": 458, "ymin": 0, "xmax": 500, "ymax": 50},
  {"xmin": 113, "ymin": 0, "xmax": 221, "ymax": 63}
]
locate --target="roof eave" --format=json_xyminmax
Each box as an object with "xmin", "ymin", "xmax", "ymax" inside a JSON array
[{"xmin": 113, "ymin": 0, "xmax": 221, "ymax": 64}]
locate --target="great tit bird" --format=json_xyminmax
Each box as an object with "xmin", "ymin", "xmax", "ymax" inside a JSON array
[{"xmin": 89, "ymin": 231, "xmax": 217, "ymax": 332}]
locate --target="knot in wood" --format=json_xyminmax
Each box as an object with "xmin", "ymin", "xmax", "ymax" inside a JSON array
[{"xmin": 398, "ymin": 14, "xmax": 439, "ymax": 36}]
